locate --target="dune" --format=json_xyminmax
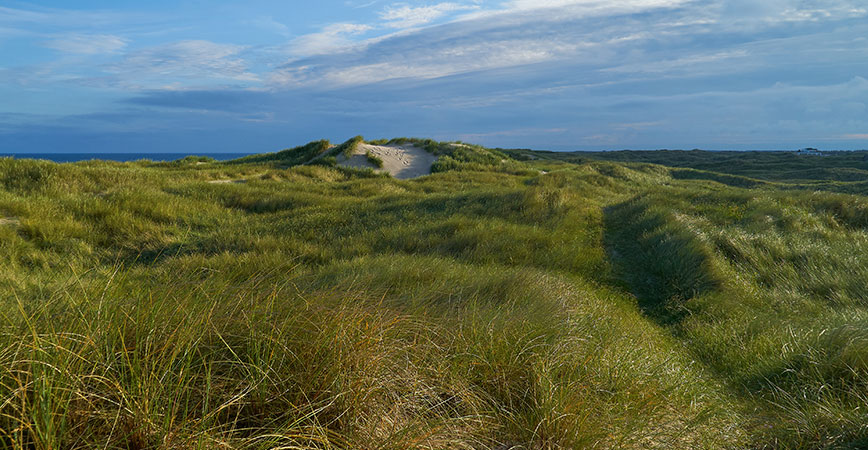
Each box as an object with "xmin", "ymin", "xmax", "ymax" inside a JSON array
[{"xmin": 337, "ymin": 143, "xmax": 437, "ymax": 179}]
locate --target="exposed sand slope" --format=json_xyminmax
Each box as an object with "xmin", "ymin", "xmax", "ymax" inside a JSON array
[{"xmin": 338, "ymin": 143, "xmax": 437, "ymax": 179}]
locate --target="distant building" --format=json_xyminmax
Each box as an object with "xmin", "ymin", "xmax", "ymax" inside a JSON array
[{"xmin": 796, "ymin": 147, "xmax": 825, "ymax": 156}]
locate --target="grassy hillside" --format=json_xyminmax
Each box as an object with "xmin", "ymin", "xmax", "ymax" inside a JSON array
[
  {"xmin": 0, "ymin": 140, "xmax": 866, "ymax": 448},
  {"xmin": 507, "ymin": 148, "xmax": 868, "ymax": 193}
]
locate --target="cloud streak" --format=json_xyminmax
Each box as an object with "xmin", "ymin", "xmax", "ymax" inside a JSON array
[
  {"xmin": 0, "ymin": 5, "xmax": 135, "ymax": 29},
  {"xmin": 105, "ymin": 40, "xmax": 259, "ymax": 87},
  {"xmin": 3, "ymin": 0, "xmax": 868, "ymax": 152},
  {"xmin": 380, "ymin": 2, "xmax": 480, "ymax": 28},
  {"xmin": 44, "ymin": 34, "xmax": 128, "ymax": 54},
  {"xmin": 288, "ymin": 23, "xmax": 374, "ymax": 57}
]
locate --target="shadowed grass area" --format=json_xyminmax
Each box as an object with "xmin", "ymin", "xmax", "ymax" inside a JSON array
[
  {"xmin": 601, "ymin": 182, "xmax": 868, "ymax": 448},
  {"xmin": 0, "ymin": 142, "xmax": 867, "ymax": 448},
  {"xmin": 603, "ymin": 196, "xmax": 724, "ymax": 324}
]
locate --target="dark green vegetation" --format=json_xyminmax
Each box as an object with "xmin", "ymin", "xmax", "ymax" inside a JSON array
[
  {"xmin": 510, "ymin": 148, "xmax": 868, "ymax": 191},
  {"xmin": 1, "ymin": 141, "xmax": 866, "ymax": 449}
]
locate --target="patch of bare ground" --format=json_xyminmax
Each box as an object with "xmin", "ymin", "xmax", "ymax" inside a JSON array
[
  {"xmin": 206, "ymin": 179, "xmax": 247, "ymax": 184},
  {"xmin": 338, "ymin": 143, "xmax": 437, "ymax": 179},
  {"xmin": 0, "ymin": 217, "xmax": 20, "ymax": 226}
]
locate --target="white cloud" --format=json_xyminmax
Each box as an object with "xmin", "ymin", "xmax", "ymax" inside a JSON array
[
  {"xmin": 108, "ymin": 40, "xmax": 258, "ymax": 84},
  {"xmin": 289, "ymin": 23, "xmax": 373, "ymax": 56},
  {"xmin": 267, "ymin": 0, "xmax": 868, "ymax": 92},
  {"xmin": 0, "ymin": 5, "xmax": 128, "ymax": 28},
  {"xmin": 44, "ymin": 34, "xmax": 128, "ymax": 55},
  {"xmin": 0, "ymin": 6, "xmax": 56, "ymax": 23},
  {"xmin": 246, "ymin": 16, "xmax": 292, "ymax": 37},
  {"xmin": 457, "ymin": 0, "xmax": 691, "ymax": 20},
  {"xmin": 282, "ymin": 3, "xmax": 482, "ymax": 59},
  {"xmin": 275, "ymin": 34, "xmax": 593, "ymax": 87},
  {"xmin": 602, "ymin": 50, "xmax": 752, "ymax": 75},
  {"xmin": 270, "ymin": 0, "xmax": 697, "ymax": 88},
  {"xmin": 503, "ymin": 0, "xmax": 685, "ymax": 10},
  {"xmin": 712, "ymin": 0, "xmax": 868, "ymax": 26},
  {"xmin": 380, "ymin": 2, "xmax": 480, "ymax": 28}
]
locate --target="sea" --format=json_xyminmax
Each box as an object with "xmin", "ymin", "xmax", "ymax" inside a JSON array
[{"xmin": 0, "ymin": 153, "xmax": 255, "ymax": 163}]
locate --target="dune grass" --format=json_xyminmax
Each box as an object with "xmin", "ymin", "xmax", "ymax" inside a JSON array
[
  {"xmin": 0, "ymin": 142, "xmax": 866, "ymax": 448},
  {"xmin": 365, "ymin": 151, "xmax": 384, "ymax": 168}
]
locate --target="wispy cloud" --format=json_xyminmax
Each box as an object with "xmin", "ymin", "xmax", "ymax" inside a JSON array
[
  {"xmin": 0, "ymin": 6, "xmax": 61, "ymax": 24},
  {"xmin": 245, "ymin": 16, "xmax": 292, "ymax": 37},
  {"xmin": 380, "ymin": 2, "xmax": 480, "ymax": 28},
  {"xmin": 271, "ymin": 9, "xmax": 609, "ymax": 88},
  {"xmin": 502, "ymin": 0, "xmax": 689, "ymax": 12},
  {"xmin": 288, "ymin": 23, "xmax": 373, "ymax": 57},
  {"xmin": 601, "ymin": 50, "xmax": 752, "ymax": 75},
  {"xmin": 274, "ymin": 34, "xmax": 585, "ymax": 87},
  {"xmin": 283, "ymin": 1, "xmax": 483, "ymax": 61},
  {"xmin": 267, "ymin": 0, "xmax": 868, "ymax": 93},
  {"xmin": 44, "ymin": 34, "xmax": 128, "ymax": 54},
  {"xmin": 0, "ymin": 5, "xmax": 131, "ymax": 28},
  {"xmin": 4, "ymin": 0, "xmax": 868, "ymax": 152},
  {"xmin": 106, "ymin": 40, "xmax": 258, "ymax": 87}
]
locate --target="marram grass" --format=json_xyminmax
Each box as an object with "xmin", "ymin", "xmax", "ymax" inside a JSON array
[{"xmin": 0, "ymin": 141, "xmax": 866, "ymax": 448}]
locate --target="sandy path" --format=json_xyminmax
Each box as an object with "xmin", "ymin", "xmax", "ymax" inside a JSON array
[
  {"xmin": 339, "ymin": 143, "xmax": 437, "ymax": 179},
  {"xmin": 0, "ymin": 217, "xmax": 20, "ymax": 226},
  {"xmin": 206, "ymin": 179, "xmax": 247, "ymax": 184}
]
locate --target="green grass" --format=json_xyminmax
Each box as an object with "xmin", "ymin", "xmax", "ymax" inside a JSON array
[
  {"xmin": 331, "ymin": 136, "xmax": 365, "ymax": 159},
  {"xmin": 510, "ymin": 148, "xmax": 868, "ymax": 189},
  {"xmin": 0, "ymin": 142, "xmax": 866, "ymax": 448},
  {"xmin": 227, "ymin": 139, "xmax": 332, "ymax": 166},
  {"xmin": 365, "ymin": 151, "xmax": 384, "ymax": 168}
]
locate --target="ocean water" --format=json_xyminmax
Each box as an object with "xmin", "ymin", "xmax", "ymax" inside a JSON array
[{"xmin": 0, "ymin": 153, "xmax": 255, "ymax": 163}]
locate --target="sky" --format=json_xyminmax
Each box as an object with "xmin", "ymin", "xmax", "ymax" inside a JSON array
[{"xmin": 1, "ymin": 0, "xmax": 867, "ymax": 153}]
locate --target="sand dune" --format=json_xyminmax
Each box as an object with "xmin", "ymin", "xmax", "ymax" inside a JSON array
[{"xmin": 338, "ymin": 143, "xmax": 437, "ymax": 179}]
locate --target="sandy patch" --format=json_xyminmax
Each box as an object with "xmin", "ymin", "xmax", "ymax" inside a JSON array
[
  {"xmin": 338, "ymin": 143, "xmax": 437, "ymax": 179},
  {"xmin": 0, "ymin": 217, "xmax": 20, "ymax": 226}
]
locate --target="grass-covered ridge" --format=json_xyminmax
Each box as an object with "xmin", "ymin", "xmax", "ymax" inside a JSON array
[
  {"xmin": 509, "ymin": 148, "xmax": 868, "ymax": 190},
  {"xmin": 1, "ymin": 141, "xmax": 867, "ymax": 448}
]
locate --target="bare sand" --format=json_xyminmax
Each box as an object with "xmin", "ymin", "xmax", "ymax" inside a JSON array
[
  {"xmin": 206, "ymin": 179, "xmax": 247, "ymax": 184},
  {"xmin": 0, "ymin": 217, "xmax": 20, "ymax": 226},
  {"xmin": 338, "ymin": 143, "xmax": 437, "ymax": 179}
]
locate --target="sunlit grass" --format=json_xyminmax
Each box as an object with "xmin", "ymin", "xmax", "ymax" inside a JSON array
[{"xmin": 1, "ymin": 143, "xmax": 866, "ymax": 448}]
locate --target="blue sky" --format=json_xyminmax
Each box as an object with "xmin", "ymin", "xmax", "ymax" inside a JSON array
[{"xmin": 1, "ymin": 0, "xmax": 867, "ymax": 153}]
